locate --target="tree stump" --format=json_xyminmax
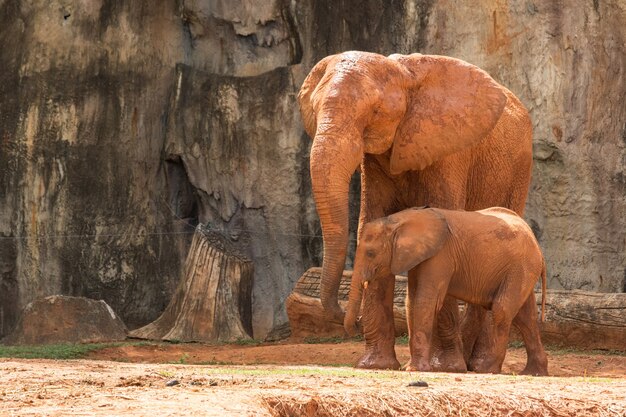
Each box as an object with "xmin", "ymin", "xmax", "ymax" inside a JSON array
[{"xmin": 130, "ymin": 225, "xmax": 253, "ymax": 342}]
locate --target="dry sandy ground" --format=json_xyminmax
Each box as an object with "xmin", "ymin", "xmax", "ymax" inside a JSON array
[{"xmin": 1, "ymin": 341, "xmax": 625, "ymax": 416}]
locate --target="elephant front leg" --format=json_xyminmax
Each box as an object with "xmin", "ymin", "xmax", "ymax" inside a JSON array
[
  {"xmin": 356, "ymin": 274, "xmax": 400, "ymax": 370},
  {"xmin": 430, "ymin": 297, "xmax": 467, "ymax": 372},
  {"xmin": 406, "ymin": 331, "xmax": 432, "ymax": 372},
  {"xmin": 405, "ymin": 272, "xmax": 434, "ymax": 371}
]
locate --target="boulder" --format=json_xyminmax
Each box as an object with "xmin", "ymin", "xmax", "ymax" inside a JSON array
[{"xmin": 2, "ymin": 295, "xmax": 127, "ymax": 345}]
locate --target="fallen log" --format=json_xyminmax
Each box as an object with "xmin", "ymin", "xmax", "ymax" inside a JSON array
[
  {"xmin": 287, "ymin": 268, "xmax": 626, "ymax": 351},
  {"xmin": 286, "ymin": 268, "xmax": 408, "ymax": 338},
  {"xmin": 533, "ymin": 290, "xmax": 626, "ymax": 351},
  {"xmin": 130, "ymin": 225, "xmax": 253, "ymax": 343}
]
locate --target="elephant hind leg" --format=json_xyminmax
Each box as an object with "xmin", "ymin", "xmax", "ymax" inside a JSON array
[
  {"xmin": 430, "ymin": 296, "xmax": 467, "ymax": 373},
  {"xmin": 469, "ymin": 277, "xmax": 528, "ymax": 374},
  {"xmin": 460, "ymin": 304, "xmax": 487, "ymax": 364},
  {"xmin": 513, "ymin": 292, "xmax": 549, "ymax": 376},
  {"xmin": 468, "ymin": 300, "xmax": 514, "ymax": 374}
]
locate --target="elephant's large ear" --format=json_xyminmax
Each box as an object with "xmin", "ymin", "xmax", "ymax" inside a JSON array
[
  {"xmin": 390, "ymin": 208, "xmax": 449, "ymax": 275},
  {"xmin": 297, "ymin": 55, "xmax": 335, "ymax": 138},
  {"xmin": 389, "ymin": 54, "xmax": 507, "ymax": 174}
]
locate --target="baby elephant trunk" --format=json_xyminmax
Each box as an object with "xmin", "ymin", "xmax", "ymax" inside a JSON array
[{"xmin": 344, "ymin": 272, "xmax": 367, "ymax": 337}]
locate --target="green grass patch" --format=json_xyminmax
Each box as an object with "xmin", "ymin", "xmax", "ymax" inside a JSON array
[
  {"xmin": 303, "ymin": 335, "xmax": 363, "ymax": 344},
  {"xmin": 230, "ymin": 338, "xmax": 262, "ymax": 346},
  {"xmin": 196, "ymin": 366, "xmax": 417, "ymax": 380},
  {"xmin": 195, "ymin": 360, "xmax": 237, "ymax": 366},
  {"xmin": 0, "ymin": 343, "xmax": 123, "ymax": 360},
  {"xmin": 0, "ymin": 341, "xmax": 158, "ymax": 360}
]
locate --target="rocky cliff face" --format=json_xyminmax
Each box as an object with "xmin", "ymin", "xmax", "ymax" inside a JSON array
[{"xmin": 1, "ymin": 0, "xmax": 624, "ymax": 339}]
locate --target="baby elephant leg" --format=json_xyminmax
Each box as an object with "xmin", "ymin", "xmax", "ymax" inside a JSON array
[
  {"xmin": 406, "ymin": 268, "xmax": 452, "ymax": 372},
  {"xmin": 460, "ymin": 304, "xmax": 487, "ymax": 364},
  {"xmin": 513, "ymin": 292, "xmax": 548, "ymax": 376},
  {"xmin": 468, "ymin": 301, "xmax": 514, "ymax": 373},
  {"xmin": 430, "ymin": 297, "xmax": 467, "ymax": 372},
  {"xmin": 357, "ymin": 273, "xmax": 401, "ymax": 370},
  {"xmin": 405, "ymin": 278, "xmax": 436, "ymax": 371},
  {"xmin": 469, "ymin": 275, "xmax": 529, "ymax": 374}
]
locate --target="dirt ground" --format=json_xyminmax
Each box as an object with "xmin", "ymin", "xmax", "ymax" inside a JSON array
[
  {"xmin": 2, "ymin": 341, "xmax": 625, "ymax": 416},
  {"xmin": 86, "ymin": 340, "xmax": 626, "ymax": 378}
]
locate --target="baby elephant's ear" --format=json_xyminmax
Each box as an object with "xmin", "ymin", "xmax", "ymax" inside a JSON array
[{"xmin": 390, "ymin": 209, "xmax": 449, "ymax": 275}]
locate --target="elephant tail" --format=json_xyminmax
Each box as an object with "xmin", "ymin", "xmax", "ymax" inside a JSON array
[{"xmin": 540, "ymin": 259, "xmax": 547, "ymax": 322}]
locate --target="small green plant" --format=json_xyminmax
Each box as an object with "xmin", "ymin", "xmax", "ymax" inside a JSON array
[
  {"xmin": 395, "ymin": 334, "xmax": 409, "ymax": 345},
  {"xmin": 231, "ymin": 338, "xmax": 261, "ymax": 346},
  {"xmin": 176, "ymin": 353, "xmax": 189, "ymax": 364}
]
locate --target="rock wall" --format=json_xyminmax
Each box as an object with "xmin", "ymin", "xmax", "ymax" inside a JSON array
[{"xmin": 1, "ymin": 0, "xmax": 624, "ymax": 339}]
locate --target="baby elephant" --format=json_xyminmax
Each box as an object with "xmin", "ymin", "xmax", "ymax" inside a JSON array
[{"xmin": 344, "ymin": 207, "xmax": 548, "ymax": 376}]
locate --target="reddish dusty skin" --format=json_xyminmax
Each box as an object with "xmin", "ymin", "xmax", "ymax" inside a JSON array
[
  {"xmin": 298, "ymin": 51, "xmax": 533, "ymax": 371},
  {"xmin": 344, "ymin": 207, "xmax": 548, "ymax": 376}
]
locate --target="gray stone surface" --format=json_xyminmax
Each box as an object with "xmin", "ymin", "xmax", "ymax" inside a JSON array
[{"xmin": 0, "ymin": 0, "xmax": 624, "ymax": 339}]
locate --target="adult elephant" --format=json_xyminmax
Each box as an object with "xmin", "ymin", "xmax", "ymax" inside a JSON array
[{"xmin": 298, "ymin": 51, "xmax": 533, "ymax": 370}]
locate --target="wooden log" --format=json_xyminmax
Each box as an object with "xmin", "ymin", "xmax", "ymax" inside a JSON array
[
  {"xmin": 286, "ymin": 268, "xmax": 408, "ymax": 338},
  {"xmin": 130, "ymin": 225, "xmax": 253, "ymax": 342},
  {"xmin": 532, "ymin": 290, "xmax": 626, "ymax": 351},
  {"xmin": 287, "ymin": 268, "xmax": 626, "ymax": 351}
]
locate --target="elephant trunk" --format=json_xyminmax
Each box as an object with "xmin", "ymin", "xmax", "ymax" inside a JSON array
[
  {"xmin": 310, "ymin": 128, "xmax": 363, "ymax": 323},
  {"xmin": 344, "ymin": 270, "xmax": 365, "ymax": 336}
]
